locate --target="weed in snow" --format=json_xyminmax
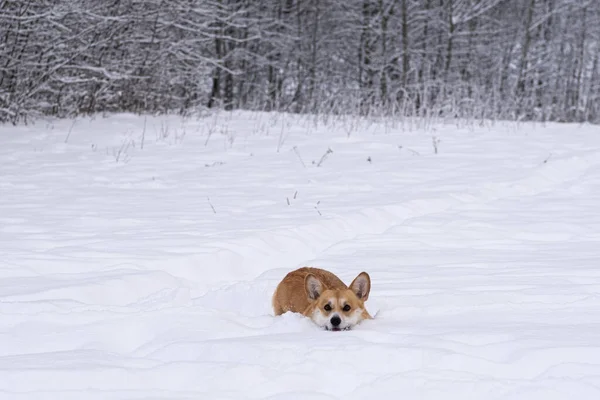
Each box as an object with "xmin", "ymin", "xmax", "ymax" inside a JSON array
[
  {"xmin": 315, "ymin": 148, "xmax": 334, "ymax": 167},
  {"xmin": 292, "ymin": 146, "xmax": 306, "ymax": 168},
  {"xmin": 432, "ymin": 136, "xmax": 441, "ymax": 154}
]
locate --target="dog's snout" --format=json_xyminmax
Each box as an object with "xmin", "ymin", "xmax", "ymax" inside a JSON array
[{"xmin": 330, "ymin": 315, "xmax": 341, "ymax": 327}]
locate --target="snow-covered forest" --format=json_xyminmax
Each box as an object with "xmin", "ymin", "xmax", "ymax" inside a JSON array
[{"xmin": 1, "ymin": 0, "xmax": 599, "ymax": 124}]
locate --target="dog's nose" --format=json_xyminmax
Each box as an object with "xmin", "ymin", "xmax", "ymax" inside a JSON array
[{"xmin": 330, "ymin": 315, "xmax": 341, "ymax": 327}]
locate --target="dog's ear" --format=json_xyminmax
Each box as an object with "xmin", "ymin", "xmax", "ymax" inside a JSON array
[
  {"xmin": 350, "ymin": 272, "xmax": 371, "ymax": 301},
  {"xmin": 305, "ymin": 274, "xmax": 324, "ymax": 300}
]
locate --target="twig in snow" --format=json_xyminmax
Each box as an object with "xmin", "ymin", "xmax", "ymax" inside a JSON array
[
  {"xmin": 113, "ymin": 138, "xmax": 133, "ymax": 163},
  {"xmin": 277, "ymin": 118, "xmax": 286, "ymax": 152},
  {"xmin": 314, "ymin": 201, "xmax": 322, "ymax": 216},
  {"xmin": 158, "ymin": 121, "xmax": 169, "ymax": 141},
  {"xmin": 287, "ymin": 190, "xmax": 299, "ymax": 206},
  {"xmin": 141, "ymin": 116, "xmax": 147, "ymax": 150},
  {"xmin": 64, "ymin": 118, "xmax": 77, "ymax": 143},
  {"xmin": 316, "ymin": 148, "xmax": 333, "ymax": 167},
  {"xmin": 292, "ymin": 146, "xmax": 306, "ymax": 168},
  {"xmin": 398, "ymin": 145, "xmax": 420, "ymax": 156},
  {"xmin": 432, "ymin": 136, "xmax": 440, "ymax": 154},
  {"xmin": 207, "ymin": 197, "xmax": 217, "ymax": 214},
  {"xmin": 205, "ymin": 161, "xmax": 225, "ymax": 167},
  {"xmin": 175, "ymin": 126, "xmax": 186, "ymax": 144},
  {"xmin": 205, "ymin": 116, "xmax": 218, "ymax": 147}
]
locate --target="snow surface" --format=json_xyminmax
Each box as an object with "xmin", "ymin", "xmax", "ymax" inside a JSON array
[{"xmin": 1, "ymin": 111, "xmax": 600, "ymax": 399}]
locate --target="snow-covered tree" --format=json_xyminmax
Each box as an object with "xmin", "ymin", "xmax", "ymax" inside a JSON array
[{"xmin": 1, "ymin": 0, "xmax": 598, "ymax": 124}]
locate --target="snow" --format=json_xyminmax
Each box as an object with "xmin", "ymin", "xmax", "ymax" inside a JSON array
[{"xmin": 1, "ymin": 111, "xmax": 600, "ymax": 399}]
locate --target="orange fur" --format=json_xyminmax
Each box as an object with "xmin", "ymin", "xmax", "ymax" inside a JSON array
[{"xmin": 272, "ymin": 267, "xmax": 372, "ymax": 330}]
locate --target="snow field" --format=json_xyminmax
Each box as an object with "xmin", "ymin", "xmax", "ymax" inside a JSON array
[{"xmin": 1, "ymin": 111, "xmax": 600, "ymax": 399}]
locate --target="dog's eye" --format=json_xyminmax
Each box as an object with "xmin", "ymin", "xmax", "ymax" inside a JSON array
[
  {"xmin": 324, "ymin": 304, "xmax": 332, "ymax": 311},
  {"xmin": 343, "ymin": 304, "xmax": 351, "ymax": 312}
]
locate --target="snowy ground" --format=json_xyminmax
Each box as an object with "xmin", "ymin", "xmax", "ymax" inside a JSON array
[{"xmin": 1, "ymin": 111, "xmax": 600, "ymax": 399}]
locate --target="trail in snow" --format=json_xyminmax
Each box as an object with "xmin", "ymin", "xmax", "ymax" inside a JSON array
[{"xmin": 1, "ymin": 112, "xmax": 600, "ymax": 399}]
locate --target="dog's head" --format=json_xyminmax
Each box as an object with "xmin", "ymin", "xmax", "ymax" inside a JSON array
[{"xmin": 304, "ymin": 272, "xmax": 372, "ymax": 331}]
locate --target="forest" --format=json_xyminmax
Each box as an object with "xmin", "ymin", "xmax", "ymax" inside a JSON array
[{"xmin": 1, "ymin": 0, "xmax": 598, "ymax": 124}]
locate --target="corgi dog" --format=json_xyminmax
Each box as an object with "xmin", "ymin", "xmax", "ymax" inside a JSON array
[{"xmin": 272, "ymin": 267, "xmax": 372, "ymax": 331}]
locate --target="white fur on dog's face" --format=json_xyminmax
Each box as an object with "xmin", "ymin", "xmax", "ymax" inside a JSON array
[
  {"xmin": 304, "ymin": 271, "xmax": 371, "ymax": 331},
  {"xmin": 310, "ymin": 296, "xmax": 367, "ymax": 331}
]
